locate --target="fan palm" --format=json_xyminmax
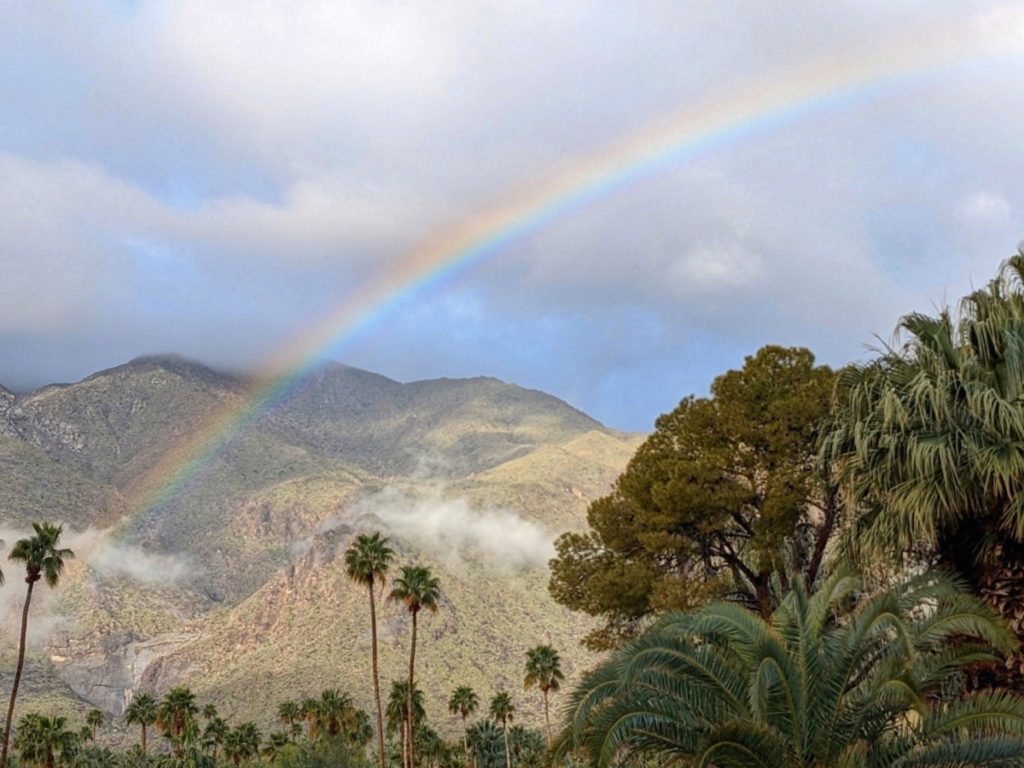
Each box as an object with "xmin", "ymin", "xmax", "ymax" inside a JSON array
[
  {"xmin": 563, "ymin": 569, "xmax": 1024, "ymax": 768},
  {"xmin": 1, "ymin": 522, "xmax": 74, "ymax": 768},
  {"xmin": 125, "ymin": 693, "xmax": 158, "ymax": 753},
  {"xmin": 387, "ymin": 680, "xmax": 425, "ymax": 768},
  {"xmin": 157, "ymin": 687, "xmax": 199, "ymax": 754},
  {"xmin": 13, "ymin": 713, "xmax": 77, "ymax": 768},
  {"xmin": 315, "ymin": 689, "xmax": 354, "ymax": 739},
  {"xmin": 261, "ymin": 731, "xmax": 291, "ymax": 763},
  {"xmin": 822, "ymin": 253, "xmax": 1024, "ymax": 681},
  {"xmin": 524, "ymin": 645, "xmax": 563, "ymax": 748},
  {"xmin": 390, "ymin": 564, "xmax": 441, "ymax": 768},
  {"xmin": 345, "ymin": 531, "xmax": 394, "ymax": 768},
  {"xmin": 202, "ymin": 715, "xmax": 228, "ymax": 759},
  {"xmin": 467, "ymin": 720, "xmax": 506, "ymax": 768},
  {"xmin": 85, "ymin": 709, "xmax": 103, "ymax": 742},
  {"xmin": 223, "ymin": 722, "xmax": 260, "ymax": 766},
  {"xmin": 449, "ymin": 686, "xmax": 479, "ymax": 766},
  {"xmin": 488, "ymin": 693, "xmax": 515, "ymax": 768},
  {"xmin": 277, "ymin": 700, "xmax": 301, "ymax": 741}
]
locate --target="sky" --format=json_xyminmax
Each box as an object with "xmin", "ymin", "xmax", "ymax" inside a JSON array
[{"xmin": 1, "ymin": 2, "xmax": 1023, "ymax": 430}]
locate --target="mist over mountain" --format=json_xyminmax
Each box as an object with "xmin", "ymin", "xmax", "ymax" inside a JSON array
[{"xmin": 0, "ymin": 355, "xmax": 640, "ymax": 737}]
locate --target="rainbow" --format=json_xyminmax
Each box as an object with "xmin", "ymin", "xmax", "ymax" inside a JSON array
[{"xmin": 127, "ymin": 19, "xmax": 1021, "ymax": 516}]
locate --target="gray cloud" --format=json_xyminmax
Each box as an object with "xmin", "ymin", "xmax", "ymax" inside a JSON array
[{"xmin": 1, "ymin": 2, "xmax": 1024, "ymax": 427}]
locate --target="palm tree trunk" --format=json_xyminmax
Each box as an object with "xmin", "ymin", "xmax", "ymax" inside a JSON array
[
  {"xmin": 462, "ymin": 723, "xmax": 469, "ymax": 768},
  {"xmin": 408, "ymin": 609, "xmax": 418, "ymax": 768},
  {"xmin": 543, "ymin": 689, "xmax": 551, "ymax": 749},
  {"xmin": 502, "ymin": 722, "xmax": 511, "ymax": 768},
  {"xmin": 141, "ymin": 723, "xmax": 147, "ymax": 753},
  {"xmin": 370, "ymin": 582, "xmax": 386, "ymax": 768},
  {"xmin": 1, "ymin": 578, "xmax": 35, "ymax": 768}
]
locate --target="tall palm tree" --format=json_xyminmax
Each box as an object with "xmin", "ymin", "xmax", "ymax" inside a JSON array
[
  {"xmin": 389, "ymin": 564, "xmax": 441, "ymax": 768},
  {"xmin": 124, "ymin": 693, "xmax": 158, "ymax": 753},
  {"xmin": 488, "ymin": 693, "xmax": 515, "ymax": 768},
  {"xmin": 13, "ymin": 713, "xmax": 76, "ymax": 768},
  {"xmin": 523, "ymin": 646, "xmax": 563, "ymax": 749},
  {"xmin": 448, "ymin": 686, "xmax": 479, "ymax": 767},
  {"xmin": 345, "ymin": 531, "xmax": 394, "ymax": 768},
  {"xmin": 157, "ymin": 686, "xmax": 199, "ymax": 754},
  {"xmin": 822, "ymin": 253, "xmax": 1024, "ymax": 683},
  {"xmin": 1, "ymin": 522, "xmax": 74, "ymax": 768},
  {"xmin": 563, "ymin": 569, "xmax": 1024, "ymax": 768}
]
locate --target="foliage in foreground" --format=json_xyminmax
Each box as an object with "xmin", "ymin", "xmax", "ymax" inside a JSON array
[{"xmin": 562, "ymin": 569, "xmax": 1024, "ymax": 768}]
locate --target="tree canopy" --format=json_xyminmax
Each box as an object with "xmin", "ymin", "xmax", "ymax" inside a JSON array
[{"xmin": 550, "ymin": 346, "xmax": 835, "ymax": 647}]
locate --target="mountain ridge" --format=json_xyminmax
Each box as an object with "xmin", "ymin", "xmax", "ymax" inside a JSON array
[{"xmin": 0, "ymin": 354, "xmax": 641, "ymax": 741}]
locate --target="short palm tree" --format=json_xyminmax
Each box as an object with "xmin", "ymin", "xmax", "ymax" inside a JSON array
[
  {"xmin": 315, "ymin": 689, "xmax": 354, "ymax": 739},
  {"xmin": 157, "ymin": 686, "xmax": 199, "ymax": 753},
  {"xmin": 488, "ymin": 693, "xmax": 515, "ymax": 768},
  {"xmin": 202, "ymin": 715, "xmax": 229, "ymax": 759},
  {"xmin": 13, "ymin": 713, "xmax": 77, "ymax": 768},
  {"xmin": 261, "ymin": 730, "xmax": 291, "ymax": 763},
  {"xmin": 390, "ymin": 564, "xmax": 441, "ymax": 768},
  {"xmin": 1, "ymin": 522, "xmax": 74, "ymax": 768},
  {"xmin": 449, "ymin": 686, "xmax": 479, "ymax": 765},
  {"xmin": 387, "ymin": 680, "xmax": 425, "ymax": 768},
  {"xmin": 223, "ymin": 722, "xmax": 261, "ymax": 766},
  {"xmin": 124, "ymin": 693, "xmax": 158, "ymax": 753},
  {"xmin": 85, "ymin": 709, "xmax": 103, "ymax": 742},
  {"xmin": 277, "ymin": 700, "xmax": 301, "ymax": 741},
  {"xmin": 563, "ymin": 569, "xmax": 1024, "ymax": 768},
  {"xmin": 345, "ymin": 531, "xmax": 394, "ymax": 768},
  {"xmin": 467, "ymin": 719, "xmax": 506, "ymax": 768},
  {"xmin": 523, "ymin": 645, "xmax": 563, "ymax": 748}
]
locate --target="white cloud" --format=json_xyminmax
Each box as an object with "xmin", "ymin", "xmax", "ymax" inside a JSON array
[{"xmin": 959, "ymin": 191, "xmax": 1012, "ymax": 224}]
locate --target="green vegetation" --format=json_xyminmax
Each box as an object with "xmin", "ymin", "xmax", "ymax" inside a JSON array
[
  {"xmin": 562, "ymin": 570, "xmax": 1024, "ymax": 768},
  {"xmin": 12, "ymin": 256, "xmax": 1024, "ymax": 765},
  {"xmin": 550, "ymin": 345, "xmax": 835, "ymax": 648}
]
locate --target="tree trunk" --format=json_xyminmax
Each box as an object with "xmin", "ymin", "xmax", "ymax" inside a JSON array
[
  {"xmin": 463, "ymin": 722, "xmax": 470, "ymax": 768},
  {"xmin": 1, "ymin": 578, "xmax": 35, "ymax": 768},
  {"xmin": 408, "ymin": 609, "xmax": 418, "ymax": 768},
  {"xmin": 370, "ymin": 581, "xmax": 386, "ymax": 768},
  {"xmin": 503, "ymin": 721, "xmax": 511, "ymax": 768},
  {"xmin": 141, "ymin": 723, "xmax": 147, "ymax": 753},
  {"xmin": 543, "ymin": 689, "xmax": 551, "ymax": 749},
  {"xmin": 971, "ymin": 533, "xmax": 1024, "ymax": 689}
]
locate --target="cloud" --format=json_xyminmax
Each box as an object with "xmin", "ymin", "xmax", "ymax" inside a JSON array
[
  {"xmin": 2, "ymin": 2, "xmax": 1024, "ymax": 429},
  {"xmin": 304, "ymin": 485, "xmax": 554, "ymax": 572}
]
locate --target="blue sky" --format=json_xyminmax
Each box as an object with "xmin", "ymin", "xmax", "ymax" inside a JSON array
[{"xmin": 1, "ymin": 1, "xmax": 1024, "ymax": 430}]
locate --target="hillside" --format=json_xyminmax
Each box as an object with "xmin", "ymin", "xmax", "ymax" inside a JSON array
[{"xmin": 0, "ymin": 356, "xmax": 641, "ymax": 739}]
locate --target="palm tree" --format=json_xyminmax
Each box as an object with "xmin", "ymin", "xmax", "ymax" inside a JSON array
[
  {"xmin": 157, "ymin": 686, "xmax": 199, "ymax": 754},
  {"xmin": 315, "ymin": 689, "xmax": 354, "ymax": 739},
  {"xmin": 13, "ymin": 713, "xmax": 76, "ymax": 768},
  {"xmin": 300, "ymin": 696, "xmax": 320, "ymax": 740},
  {"xmin": 1, "ymin": 522, "xmax": 74, "ymax": 768},
  {"xmin": 223, "ymin": 722, "xmax": 260, "ymax": 766},
  {"xmin": 277, "ymin": 700, "xmax": 301, "ymax": 741},
  {"xmin": 488, "ymin": 693, "xmax": 515, "ymax": 768},
  {"xmin": 202, "ymin": 715, "xmax": 229, "ymax": 759},
  {"xmin": 201, "ymin": 704, "xmax": 218, "ymax": 722},
  {"xmin": 822, "ymin": 253, "xmax": 1024, "ymax": 683},
  {"xmin": 345, "ymin": 531, "xmax": 394, "ymax": 768},
  {"xmin": 124, "ymin": 693, "xmax": 158, "ymax": 753},
  {"xmin": 389, "ymin": 564, "xmax": 441, "ymax": 768},
  {"xmin": 448, "ymin": 686, "xmax": 479, "ymax": 766},
  {"xmin": 563, "ymin": 569, "xmax": 1024, "ymax": 768},
  {"xmin": 523, "ymin": 645, "xmax": 563, "ymax": 749},
  {"xmin": 85, "ymin": 709, "xmax": 103, "ymax": 742},
  {"xmin": 387, "ymin": 680, "xmax": 425, "ymax": 768},
  {"xmin": 261, "ymin": 730, "xmax": 291, "ymax": 763},
  {"xmin": 467, "ymin": 719, "xmax": 505, "ymax": 768}
]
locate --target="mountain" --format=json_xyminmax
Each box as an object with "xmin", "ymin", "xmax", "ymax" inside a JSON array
[{"xmin": 0, "ymin": 356, "xmax": 641, "ymax": 741}]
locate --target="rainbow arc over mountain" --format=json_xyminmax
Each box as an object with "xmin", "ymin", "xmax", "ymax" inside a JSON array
[{"xmin": 127, "ymin": 18, "xmax": 1021, "ymax": 516}]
